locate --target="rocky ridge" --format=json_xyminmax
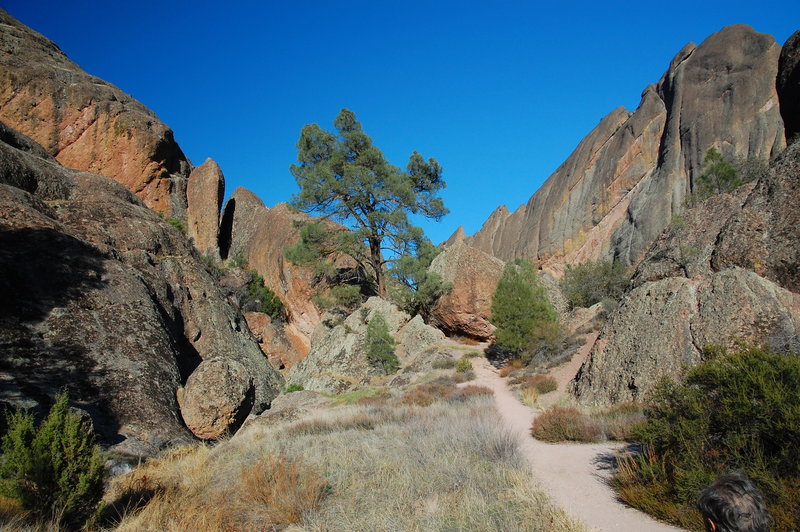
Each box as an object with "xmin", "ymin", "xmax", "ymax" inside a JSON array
[
  {"xmin": 0, "ymin": 9, "xmax": 192, "ymax": 218},
  {"xmin": 461, "ymin": 25, "xmax": 786, "ymax": 272}
]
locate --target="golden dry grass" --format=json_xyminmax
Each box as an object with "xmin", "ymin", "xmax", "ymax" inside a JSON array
[{"xmin": 106, "ymin": 386, "xmax": 584, "ymax": 532}]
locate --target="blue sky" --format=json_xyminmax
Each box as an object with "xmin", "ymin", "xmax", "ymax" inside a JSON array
[{"xmin": 4, "ymin": 1, "xmax": 798, "ymax": 244}]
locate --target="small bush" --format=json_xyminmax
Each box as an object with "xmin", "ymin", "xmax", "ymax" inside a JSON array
[
  {"xmin": 531, "ymin": 407, "xmax": 601, "ymax": 442},
  {"xmin": 560, "ymin": 259, "xmax": 629, "ymax": 309},
  {"xmin": 455, "ymin": 357, "xmax": 472, "ymax": 373},
  {"xmin": 431, "ymin": 357, "xmax": 456, "ymax": 369},
  {"xmin": 285, "ymin": 384, "xmax": 304, "ymax": 393},
  {"xmin": 499, "ymin": 359, "xmax": 524, "ymax": 378},
  {"xmin": 453, "ymin": 370, "xmax": 475, "ymax": 383},
  {"xmin": 364, "ymin": 313, "xmax": 399, "ymax": 375},
  {"xmin": 329, "ymin": 284, "xmax": 363, "ymax": 310},
  {"xmin": 0, "ymin": 393, "xmax": 105, "ymax": 529},
  {"xmin": 166, "ymin": 217, "xmax": 186, "ymax": 235},
  {"xmin": 245, "ymin": 272, "xmax": 285, "ymax": 320},
  {"xmin": 526, "ymin": 374, "xmax": 558, "ymax": 395}
]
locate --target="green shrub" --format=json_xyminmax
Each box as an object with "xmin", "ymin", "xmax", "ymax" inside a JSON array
[
  {"xmin": 246, "ymin": 272, "xmax": 285, "ymax": 320},
  {"xmin": 431, "ymin": 358, "xmax": 456, "ymax": 370},
  {"xmin": 613, "ymin": 344, "xmax": 800, "ymax": 531},
  {"xmin": 166, "ymin": 217, "xmax": 186, "ymax": 235},
  {"xmin": 695, "ymin": 147, "xmax": 741, "ymax": 200},
  {"xmin": 329, "ymin": 284, "xmax": 363, "ymax": 310},
  {"xmin": 364, "ymin": 312, "xmax": 399, "ymax": 375},
  {"xmin": 455, "ymin": 357, "xmax": 472, "ymax": 373},
  {"xmin": 491, "ymin": 260, "xmax": 559, "ymax": 359},
  {"xmin": 560, "ymin": 259, "xmax": 629, "ymax": 309},
  {"xmin": 0, "ymin": 392, "xmax": 105, "ymax": 528},
  {"xmin": 285, "ymin": 384, "xmax": 305, "ymax": 393}
]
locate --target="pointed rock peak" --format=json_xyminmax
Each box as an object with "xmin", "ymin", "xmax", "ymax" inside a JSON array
[
  {"xmin": 187, "ymin": 157, "xmax": 225, "ymax": 257},
  {"xmin": 229, "ymin": 186, "xmax": 267, "ymax": 209},
  {"xmin": 442, "ymin": 225, "xmax": 466, "ymax": 247}
]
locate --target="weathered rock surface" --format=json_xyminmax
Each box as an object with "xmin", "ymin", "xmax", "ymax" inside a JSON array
[
  {"xmin": 465, "ymin": 25, "xmax": 785, "ymax": 270},
  {"xmin": 287, "ymin": 297, "xmax": 445, "ymax": 393},
  {"xmin": 572, "ymin": 270, "xmax": 800, "ymax": 405},
  {"xmin": 429, "ymin": 242, "xmax": 505, "ymax": 339},
  {"xmin": 778, "ymin": 30, "xmax": 800, "ymax": 140},
  {"xmin": 244, "ymin": 312, "xmax": 309, "ymax": 370},
  {"xmin": 0, "ymin": 9, "xmax": 191, "ymax": 217},
  {"xmin": 0, "ymin": 123, "xmax": 282, "ymax": 454},
  {"xmin": 186, "ymin": 158, "xmax": 224, "ymax": 258},
  {"xmin": 178, "ymin": 358, "xmax": 253, "ymax": 440},
  {"xmin": 573, "ymin": 141, "xmax": 800, "ymax": 405},
  {"xmin": 219, "ymin": 190, "xmax": 321, "ymax": 343}
]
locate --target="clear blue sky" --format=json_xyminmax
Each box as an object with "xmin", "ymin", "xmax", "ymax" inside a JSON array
[{"xmin": 4, "ymin": 1, "xmax": 798, "ymax": 245}]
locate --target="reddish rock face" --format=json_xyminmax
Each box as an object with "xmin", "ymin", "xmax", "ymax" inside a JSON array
[
  {"xmin": 220, "ymin": 190, "xmax": 326, "ymax": 341},
  {"xmin": 187, "ymin": 158, "xmax": 224, "ymax": 258},
  {"xmin": 244, "ymin": 312, "xmax": 310, "ymax": 370},
  {"xmin": 466, "ymin": 25, "xmax": 785, "ymax": 270},
  {"xmin": 0, "ymin": 9, "xmax": 191, "ymax": 218},
  {"xmin": 428, "ymin": 243, "xmax": 505, "ymax": 340}
]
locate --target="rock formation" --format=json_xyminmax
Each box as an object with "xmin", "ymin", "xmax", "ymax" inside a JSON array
[
  {"xmin": 572, "ymin": 141, "xmax": 800, "ymax": 405},
  {"xmin": 219, "ymin": 188, "xmax": 331, "ymax": 347},
  {"xmin": 428, "ymin": 242, "xmax": 504, "ymax": 339},
  {"xmin": 462, "ymin": 25, "xmax": 785, "ymax": 271},
  {"xmin": 0, "ymin": 122, "xmax": 283, "ymax": 455},
  {"xmin": 287, "ymin": 297, "xmax": 445, "ymax": 394},
  {"xmin": 244, "ymin": 311, "xmax": 309, "ymax": 370},
  {"xmin": 778, "ymin": 30, "xmax": 800, "ymax": 140},
  {"xmin": 0, "ymin": 9, "xmax": 191, "ymax": 218},
  {"xmin": 186, "ymin": 158, "xmax": 224, "ymax": 258}
]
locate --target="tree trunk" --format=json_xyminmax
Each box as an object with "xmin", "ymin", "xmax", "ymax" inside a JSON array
[{"xmin": 369, "ymin": 237, "xmax": 386, "ymax": 298}]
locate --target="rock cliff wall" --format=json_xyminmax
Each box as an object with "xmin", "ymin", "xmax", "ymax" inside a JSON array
[
  {"xmin": 0, "ymin": 9, "xmax": 192, "ymax": 218},
  {"xmin": 463, "ymin": 25, "xmax": 785, "ymax": 271}
]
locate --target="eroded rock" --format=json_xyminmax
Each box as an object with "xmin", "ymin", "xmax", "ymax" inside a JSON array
[{"xmin": 187, "ymin": 158, "xmax": 224, "ymax": 258}]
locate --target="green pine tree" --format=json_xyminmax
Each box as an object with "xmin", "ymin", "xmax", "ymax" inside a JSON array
[
  {"xmin": 364, "ymin": 312, "xmax": 399, "ymax": 374},
  {"xmin": 491, "ymin": 260, "xmax": 559, "ymax": 360}
]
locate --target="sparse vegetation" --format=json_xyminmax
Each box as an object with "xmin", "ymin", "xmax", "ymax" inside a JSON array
[
  {"xmin": 531, "ymin": 403, "xmax": 644, "ymax": 443},
  {"xmin": 612, "ymin": 344, "xmax": 800, "ymax": 531},
  {"xmin": 244, "ymin": 271, "xmax": 285, "ymax": 320},
  {"xmin": 560, "ymin": 259, "xmax": 629, "ymax": 309},
  {"xmin": 364, "ymin": 312, "xmax": 399, "ymax": 375},
  {"xmin": 106, "ymin": 385, "xmax": 580, "ymax": 531},
  {"xmin": 491, "ymin": 260, "xmax": 561, "ymax": 364},
  {"xmin": 0, "ymin": 392, "xmax": 105, "ymax": 530},
  {"xmin": 285, "ymin": 383, "xmax": 304, "ymax": 393},
  {"xmin": 455, "ymin": 356, "xmax": 472, "ymax": 373},
  {"xmin": 166, "ymin": 217, "xmax": 186, "ymax": 235}
]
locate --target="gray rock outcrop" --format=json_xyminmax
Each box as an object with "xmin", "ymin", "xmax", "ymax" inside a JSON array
[
  {"xmin": 287, "ymin": 297, "xmax": 445, "ymax": 394},
  {"xmin": 0, "ymin": 122, "xmax": 283, "ymax": 455}
]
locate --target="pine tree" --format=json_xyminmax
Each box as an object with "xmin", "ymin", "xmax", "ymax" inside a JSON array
[{"xmin": 364, "ymin": 312, "xmax": 399, "ymax": 374}]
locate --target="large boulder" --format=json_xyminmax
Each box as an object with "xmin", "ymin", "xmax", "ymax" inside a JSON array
[
  {"xmin": 778, "ymin": 30, "xmax": 800, "ymax": 140},
  {"xmin": 429, "ymin": 242, "xmax": 505, "ymax": 339},
  {"xmin": 572, "ymin": 270, "xmax": 800, "ymax": 405},
  {"xmin": 0, "ymin": 9, "xmax": 191, "ymax": 217},
  {"xmin": 465, "ymin": 25, "xmax": 784, "ymax": 270},
  {"xmin": 0, "ymin": 122, "xmax": 283, "ymax": 455},
  {"xmin": 178, "ymin": 358, "xmax": 253, "ymax": 440},
  {"xmin": 186, "ymin": 158, "xmax": 224, "ymax": 258},
  {"xmin": 287, "ymin": 297, "xmax": 445, "ymax": 394}
]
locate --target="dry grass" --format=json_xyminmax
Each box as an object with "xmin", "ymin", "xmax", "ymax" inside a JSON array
[
  {"xmin": 0, "ymin": 496, "xmax": 68, "ymax": 532},
  {"xmin": 531, "ymin": 402, "xmax": 644, "ymax": 443},
  {"xmin": 108, "ymin": 385, "xmax": 583, "ymax": 532},
  {"xmin": 499, "ymin": 358, "xmax": 524, "ymax": 377},
  {"xmin": 105, "ymin": 443, "xmax": 327, "ymax": 531}
]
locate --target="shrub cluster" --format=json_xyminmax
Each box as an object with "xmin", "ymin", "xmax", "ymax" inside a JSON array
[
  {"xmin": 244, "ymin": 271, "xmax": 285, "ymax": 320},
  {"xmin": 0, "ymin": 392, "xmax": 105, "ymax": 529},
  {"xmin": 491, "ymin": 259, "xmax": 561, "ymax": 364},
  {"xmin": 531, "ymin": 402, "xmax": 644, "ymax": 443},
  {"xmin": 364, "ymin": 312, "xmax": 399, "ymax": 375},
  {"xmin": 560, "ymin": 259, "xmax": 629, "ymax": 309},
  {"xmin": 613, "ymin": 344, "xmax": 800, "ymax": 531}
]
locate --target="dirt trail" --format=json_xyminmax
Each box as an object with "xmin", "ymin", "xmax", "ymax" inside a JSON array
[{"xmin": 467, "ymin": 355, "xmax": 686, "ymax": 532}]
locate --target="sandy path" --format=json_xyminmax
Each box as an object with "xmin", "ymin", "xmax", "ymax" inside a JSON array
[{"xmin": 468, "ymin": 356, "xmax": 686, "ymax": 532}]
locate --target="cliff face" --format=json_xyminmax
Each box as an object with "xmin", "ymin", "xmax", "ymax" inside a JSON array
[
  {"xmin": 463, "ymin": 25, "xmax": 785, "ymax": 270},
  {"xmin": 0, "ymin": 123, "xmax": 283, "ymax": 455},
  {"xmin": 0, "ymin": 9, "xmax": 191, "ymax": 218}
]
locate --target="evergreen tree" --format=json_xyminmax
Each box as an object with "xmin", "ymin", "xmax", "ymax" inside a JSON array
[
  {"xmin": 491, "ymin": 260, "xmax": 559, "ymax": 359},
  {"xmin": 695, "ymin": 147, "xmax": 741, "ymax": 200},
  {"xmin": 288, "ymin": 109, "xmax": 448, "ymax": 298},
  {"xmin": 364, "ymin": 312, "xmax": 399, "ymax": 374},
  {"xmin": 0, "ymin": 392, "xmax": 105, "ymax": 528}
]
